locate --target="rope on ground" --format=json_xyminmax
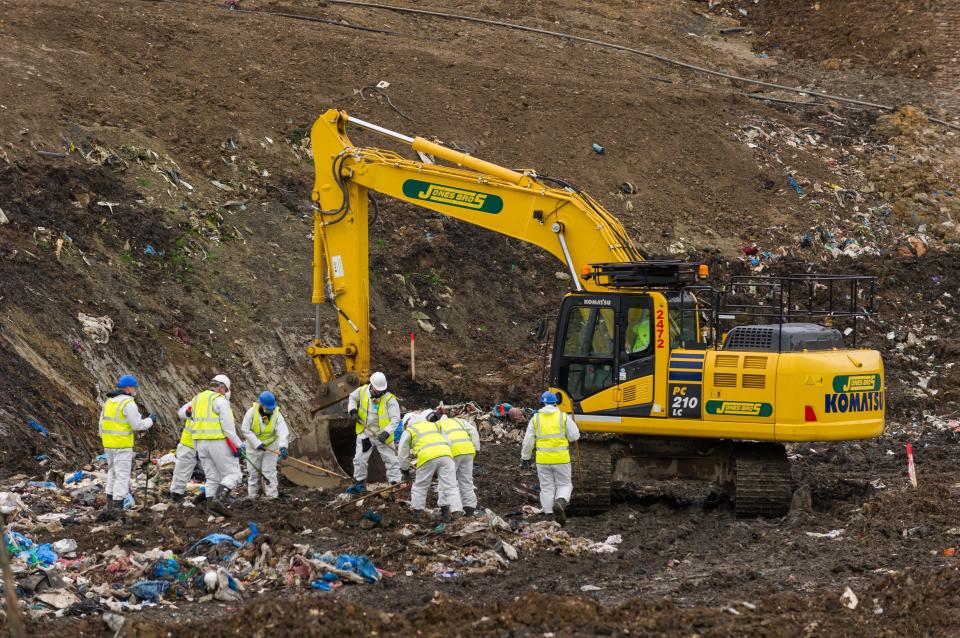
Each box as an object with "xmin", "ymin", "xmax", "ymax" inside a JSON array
[{"xmin": 321, "ymin": 0, "xmax": 960, "ymax": 130}]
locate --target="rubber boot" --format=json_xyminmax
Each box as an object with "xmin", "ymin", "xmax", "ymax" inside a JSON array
[
  {"xmin": 464, "ymin": 506, "xmax": 476, "ymax": 517},
  {"xmin": 553, "ymin": 498, "xmax": 568, "ymax": 527},
  {"xmin": 439, "ymin": 505, "xmax": 451, "ymax": 523},
  {"xmin": 170, "ymin": 492, "xmax": 185, "ymax": 503},
  {"xmin": 208, "ymin": 486, "xmax": 233, "ymax": 516}
]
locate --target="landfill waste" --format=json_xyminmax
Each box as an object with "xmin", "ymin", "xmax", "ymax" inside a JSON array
[{"xmin": 77, "ymin": 312, "xmax": 114, "ymax": 344}]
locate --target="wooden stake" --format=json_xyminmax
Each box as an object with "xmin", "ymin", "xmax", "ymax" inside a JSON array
[
  {"xmin": 410, "ymin": 331, "xmax": 416, "ymax": 380},
  {"xmin": 906, "ymin": 443, "xmax": 918, "ymax": 488},
  {"xmin": 575, "ymin": 440, "xmax": 584, "ymax": 486},
  {"xmin": 265, "ymin": 449, "xmax": 350, "ymax": 480},
  {"xmin": 0, "ymin": 522, "xmax": 27, "ymax": 638}
]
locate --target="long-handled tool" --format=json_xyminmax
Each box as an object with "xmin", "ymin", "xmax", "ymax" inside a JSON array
[
  {"xmin": 574, "ymin": 440, "xmax": 584, "ymax": 485},
  {"xmin": 264, "ymin": 448, "xmax": 350, "ymax": 480},
  {"xmin": 334, "ymin": 480, "xmax": 410, "ymax": 510},
  {"xmin": 226, "ymin": 439, "xmax": 271, "ymax": 485}
]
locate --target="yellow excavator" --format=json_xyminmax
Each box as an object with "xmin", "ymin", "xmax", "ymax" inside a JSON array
[{"xmin": 285, "ymin": 109, "xmax": 885, "ymax": 516}]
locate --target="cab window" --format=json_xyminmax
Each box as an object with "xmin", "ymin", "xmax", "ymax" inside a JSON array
[{"xmin": 558, "ymin": 306, "xmax": 615, "ymax": 401}]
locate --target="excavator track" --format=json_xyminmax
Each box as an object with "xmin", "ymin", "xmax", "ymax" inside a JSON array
[
  {"xmin": 733, "ymin": 442, "xmax": 793, "ymax": 517},
  {"xmin": 568, "ymin": 439, "xmax": 612, "ymax": 515}
]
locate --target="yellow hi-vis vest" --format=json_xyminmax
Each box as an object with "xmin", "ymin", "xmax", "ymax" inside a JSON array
[
  {"xmin": 189, "ymin": 390, "xmax": 226, "ymax": 441},
  {"xmin": 409, "ymin": 421, "xmax": 453, "ymax": 467},
  {"xmin": 438, "ymin": 416, "xmax": 475, "ymax": 457},
  {"xmin": 101, "ymin": 396, "xmax": 135, "ymax": 449},
  {"xmin": 533, "ymin": 410, "xmax": 570, "ymax": 465},
  {"xmin": 252, "ymin": 404, "xmax": 279, "ymax": 446},
  {"xmin": 179, "ymin": 413, "xmax": 194, "ymax": 449},
  {"xmin": 355, "ymin": 385, "xmax": 395, "ymax": 435}
]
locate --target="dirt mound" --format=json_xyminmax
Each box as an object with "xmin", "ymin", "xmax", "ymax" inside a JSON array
[{"xmin": 736, "ymin": 0, "xmax": 950, "ymax": 79}]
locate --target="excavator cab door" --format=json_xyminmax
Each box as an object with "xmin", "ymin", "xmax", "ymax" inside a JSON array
[
  {"xmin": 551, "ymin": 295, "xmax": 620, "ymax": 414},
  {"xmin": 615, "ymin": 295, "xmax": 657, "ymax": 415}
]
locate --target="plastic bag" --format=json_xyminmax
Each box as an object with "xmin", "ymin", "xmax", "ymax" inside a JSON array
[
  {"xmin": 130, "ymin": 580, "xmax": 170, "ymax": 602},
  {"xmin": 64, "ymin": 470, "xmax": 87, "ymax": 485},
  {"xmin": 151, "ymin": 559, "xmax": 180, "ymax": 580},
  {"xmin": 310, "ymin": 580, "xmax": 332, "ymax": 591},
  {"xmin": 28, "ymin": 481, "xmax": 58, "ymax": 490},
  {"xmin": 52, "ymin": 539, "xmax": 78, "ymax": 556},
  {"xmin": 29, "ymin": 544, "xmax": 58, "ymax": 566},
  {"xmin": 122, "ymin": 494, "xmax": 135, "ymax": 509},
  {"xmin": 335, "ymin": 553, "xmax": 380, "ymax": 584}
]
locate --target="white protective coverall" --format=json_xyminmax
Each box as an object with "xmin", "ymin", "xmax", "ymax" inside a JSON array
[
  {"xmin": 240, "ymin": 405, "xmax": 290, "ymax": 498},
  {"xmin": 169, "ymin": 439, "xmax": 198, "ymax": 498},
  {"xmin": 437, "ymin": 417, "xmax": 481, "ymax": 510},
  {"xmin": 520, "ymin": 405, "xmax": 581, "ymax": 512},
  {"xmin": 397, "ymin": 413, "xmax": 462, "ymax": 512},
  {"xmin": 347, "ymin": 385, "xmax": 402, "ymax": 483},
  {"xmin": 99, "ymin": 393, "xmax": 154, "ymax": 501},
  {"xmin": 177, "ymin": 393, "xmax": 243, "ymax": 496}
]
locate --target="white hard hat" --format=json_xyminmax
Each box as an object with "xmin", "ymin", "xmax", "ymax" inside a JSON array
[
  {"xmin": 211, "ymin": 374, "xmax": 232, "ymax": 391},
  {"xmin": 369, "ymin": 371, "xmax": 388, "ymax": 392}
]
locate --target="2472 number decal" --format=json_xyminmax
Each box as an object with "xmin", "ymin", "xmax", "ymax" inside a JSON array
[{"xmin": 655, "ymin": 309, "xmax": 665, "ymax": 349}]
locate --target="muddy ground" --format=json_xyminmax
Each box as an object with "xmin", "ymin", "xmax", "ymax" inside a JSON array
[
  {"xmin": 1, "ymin": 0, "xmax": 959, "ymax": 635},
  {"xmin": 27, "ymin": 419, "xmax": 960, "ymax": 637}
]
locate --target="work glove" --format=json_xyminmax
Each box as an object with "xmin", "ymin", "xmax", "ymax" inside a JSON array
[
  {"xmin": 349, "ymin": 408, "xmax": 358, "ymax": 420},
  {"xmin": 257, "ymin": 443, "xmax": 265, "ymax": 451},
  {"xmin": 231, "ymin": 444, "xmax": 245, "ymax": 459},
  {"xmin": 185, "ymin": 406, "xmax": 193, "ymax": 418},
  {"xmin": 520, "ymin": 459, "xmax": 531, "ymax": 470},
  {"xmin": 149, "ymin": 413, "xmax": 159, "ymax": 424},
  {"xmin": 280, "ymin": 447, "xmax": 289, "ymax": 460},
  {"xmin": 377, "ymin": 431, "xmax": 390, "ymax": 444},
  {"xmin": 401, "ymin": 469, "xmax": 412, "ymax": 481},
  {"xmin": 361, "ymin": 438, "xmax": 372, "ymax": 453}
]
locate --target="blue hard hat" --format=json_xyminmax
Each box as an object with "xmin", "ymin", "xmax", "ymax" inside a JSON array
[
  {"xmin": 117, "ymin": 374, "xmax": 139, "ymax": 389},
  {"xmin": 540, "ymin": 391, "xmax": 558, "ymax": 405},
  {"xmin": 258, "ymin": 391, "xmax": 277, "ymax": 411}
]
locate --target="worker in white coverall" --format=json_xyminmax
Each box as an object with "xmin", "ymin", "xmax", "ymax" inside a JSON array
[
  {"xmin": 176, "ymin": 374, "xmax": 244, "ymax": 507},
  {"xmin": 240, "ymin": 390, "xmax": 290, "ymax": 499},
  {"xmin": 397, "ymin": 410, "xmax": 462, "ymax": 522},
  {"xmin": 169, "ymin": 405, "xmax": 199, "ymax": 503},
  {"xmin": 520, "ymin": 391, "xmax": 580, "ymax": 527},
  {"xmin": 346, "ymin": 372, "xmax": 401, "ymax": 492},
  {"xmin": 99, "ymin": 374, "xmax": 156, "ymax": 510},
  {"xmin": 436, "ymin": 410, "xmax": 480, "ymax": 516}
]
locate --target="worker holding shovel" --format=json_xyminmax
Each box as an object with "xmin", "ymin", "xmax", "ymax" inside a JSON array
[{"xmin": 240, "ymin": 391, "xmax": 290, "ymax": 499}]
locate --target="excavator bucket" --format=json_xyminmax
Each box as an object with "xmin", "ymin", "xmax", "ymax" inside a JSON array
[{"xmin": 281, "ymin": 412, "xmax": 355, "ymax": 489}]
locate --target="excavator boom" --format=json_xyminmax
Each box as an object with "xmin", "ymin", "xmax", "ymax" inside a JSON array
[{"xmin": 307, "ymin": 109, "xmax": 643, "ymax": 389}]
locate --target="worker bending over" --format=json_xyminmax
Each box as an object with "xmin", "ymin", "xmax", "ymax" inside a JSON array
[
  {"xmin": 177, "ymin": 374, "xmax": 243, "ymax": 508},
  {"xmin": 347, "ymin": 372, "xmax": 401, "ymax": 492},
  {"xmin": 436, "ymin": 409, "xmax": 480, "ymax": 516},
  {"xmin": 521, "ymin": 391, "xmax": 580, "ymax": 526},
  {"xmin": 99, "ymin": 374, "xmax": 156, "ymax": 511},
  {"xmin": 169, "ymin": 405, "xmax": 199, "ymax": 503},
  {"xmin": 240, "ymin": 391, "xmax": 290, "ymax": 499},
  {"xmin": 398, "ymin": 410, "xmax": 462, "ymax": 521}
]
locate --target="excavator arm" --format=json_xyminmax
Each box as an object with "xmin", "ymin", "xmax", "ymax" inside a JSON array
[{"xmin": 307, "ymin": 109, "xmax": 643, "ymax": 403}]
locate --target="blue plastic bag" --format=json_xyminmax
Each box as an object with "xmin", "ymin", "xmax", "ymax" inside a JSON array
[
  {"xmin": 186, "ymin": 533, "xmax": 242, "ymax": 556},
  {"xmin": 4, "ymin": 531, "xmax": 34, "ymax": 553},
  {"xmin": 64, "ymin": 470, "xmax": 86, "ymax": 485},
  {"xmin": 130, "ymin": 580, "xmax": 170, "ymax": 602},
  {"xmin": 29, "ymin": 544, "xmax": 58, "ymax": 566},
  {"xmin": 151, "ymin": 559, "xmax": 180, "ymax": 580},
  {"xmin": 335, "ymin": 553, "xmax": 380, "ymax": 584},
  {"xmin": 27, "ymin": 420, "xmax": 50, "ymax": 437},
  {"xmin": 122, "ymin": 494, "xmax": 135, "ymax": 509},
  {"xmin": 245, "ymin": 522, "xmax": 260, "ymax": 543},
  {"xmin": 310, "ymin": 580, "xmax": 332, "ymax": 591},
  {"xmin": 28, "ymin": 481, "xmax": 57, "ymax": 490},
  {"xmin": 362, "ymin": 510, "xmax": 382, "ymax": 525},
  {"xmin": 322, "ymin": 572, "xmax": 338, "ymax": 582}
]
